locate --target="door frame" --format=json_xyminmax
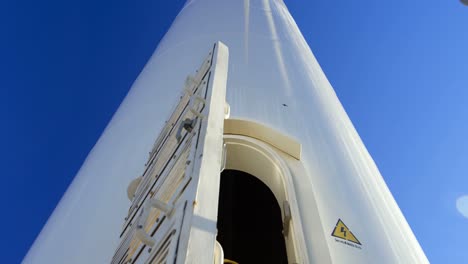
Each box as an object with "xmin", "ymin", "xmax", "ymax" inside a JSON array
[{"xmin": 223, "ymin": 119, "xmax": 309, "ymax": 263}]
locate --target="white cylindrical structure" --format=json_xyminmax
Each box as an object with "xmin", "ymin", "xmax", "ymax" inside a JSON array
[{"xmin": 24, "ymin": 0, "xmax": 428, "ymax": 263}]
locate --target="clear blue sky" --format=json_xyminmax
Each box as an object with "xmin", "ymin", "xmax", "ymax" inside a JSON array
[{"xmin": 1, "ymin": 0, "xmax": 467, "ymax": 263}]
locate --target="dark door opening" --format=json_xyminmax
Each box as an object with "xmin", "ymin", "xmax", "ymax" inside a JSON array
[{"xmin": 217, "ymin": 169, "xmax": 288, "ymax": 264}]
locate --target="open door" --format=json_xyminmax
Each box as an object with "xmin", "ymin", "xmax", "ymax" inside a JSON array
[{"xmin": 112, "ymin": 42, "xmax": 229, "ymax": 264}]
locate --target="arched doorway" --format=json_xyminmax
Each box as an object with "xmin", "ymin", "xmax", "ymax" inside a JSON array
[{"xmin": 217, "ymin": 169, "xmax": 288, "ymax": 263}]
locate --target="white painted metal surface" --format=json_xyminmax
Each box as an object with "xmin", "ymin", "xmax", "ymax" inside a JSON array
[
  {"xmin": 24, "ymin": 0, "xmax": 429, "ymax": 263},
  {"xmin": 111, "ymin": 42, "xmax": 228, "ymax": 264}
]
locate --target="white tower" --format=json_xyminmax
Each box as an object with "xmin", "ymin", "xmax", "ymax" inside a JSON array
[{"xmin": 24, "ymin": 1, "xmax": 429, "ymax": 263}]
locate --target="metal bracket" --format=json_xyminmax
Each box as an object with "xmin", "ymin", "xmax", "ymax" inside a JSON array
[
  {"xmin": 224, "ymin": 101, "xmax": 230, "ymax": 119},
  {"xmin": 135, "ymin": 198, "xmax": 175, "ymax": 247},
  {"xmin": 184, "ymin": 75, "xmax": 197, "ymax": 94},
  {"xmin": 176, "ymin": 118, "xmax": 197, "ymax": 142},
  {"xmin": 126, "ymin": 176, "xmax": 142, "ymax": 201},
  {"xmin": 283, "ymin": 201, "xmax": 292, "ymax": 237},
  {"xmin": 189, "ymin": 95, "xmax": 206, "ymax": 118}
]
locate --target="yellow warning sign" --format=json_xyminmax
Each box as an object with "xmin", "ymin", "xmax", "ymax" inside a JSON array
[{"xmin": 331, "ymin": 219, "xmax": 361, "ymax": 245}]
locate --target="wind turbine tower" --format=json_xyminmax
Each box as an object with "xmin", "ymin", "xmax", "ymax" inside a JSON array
[{"xmin": 24, "ymin": 0, "xmax": 429, "ymax": 263}]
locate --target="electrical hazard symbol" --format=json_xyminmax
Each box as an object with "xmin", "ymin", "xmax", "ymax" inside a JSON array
[{"xmin": 331, "ymin": 219, "xmax": 361, "ymax": 245}]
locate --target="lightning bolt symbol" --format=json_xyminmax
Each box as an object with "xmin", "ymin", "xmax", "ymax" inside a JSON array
[{"xmin": 340, "ymin": 227, "xmax": 347, "ymax": 238}]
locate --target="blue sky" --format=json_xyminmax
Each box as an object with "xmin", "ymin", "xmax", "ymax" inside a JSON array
[{"xmin": 1, "ymin": 0, "xmax": 467, "ymax": 263}]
